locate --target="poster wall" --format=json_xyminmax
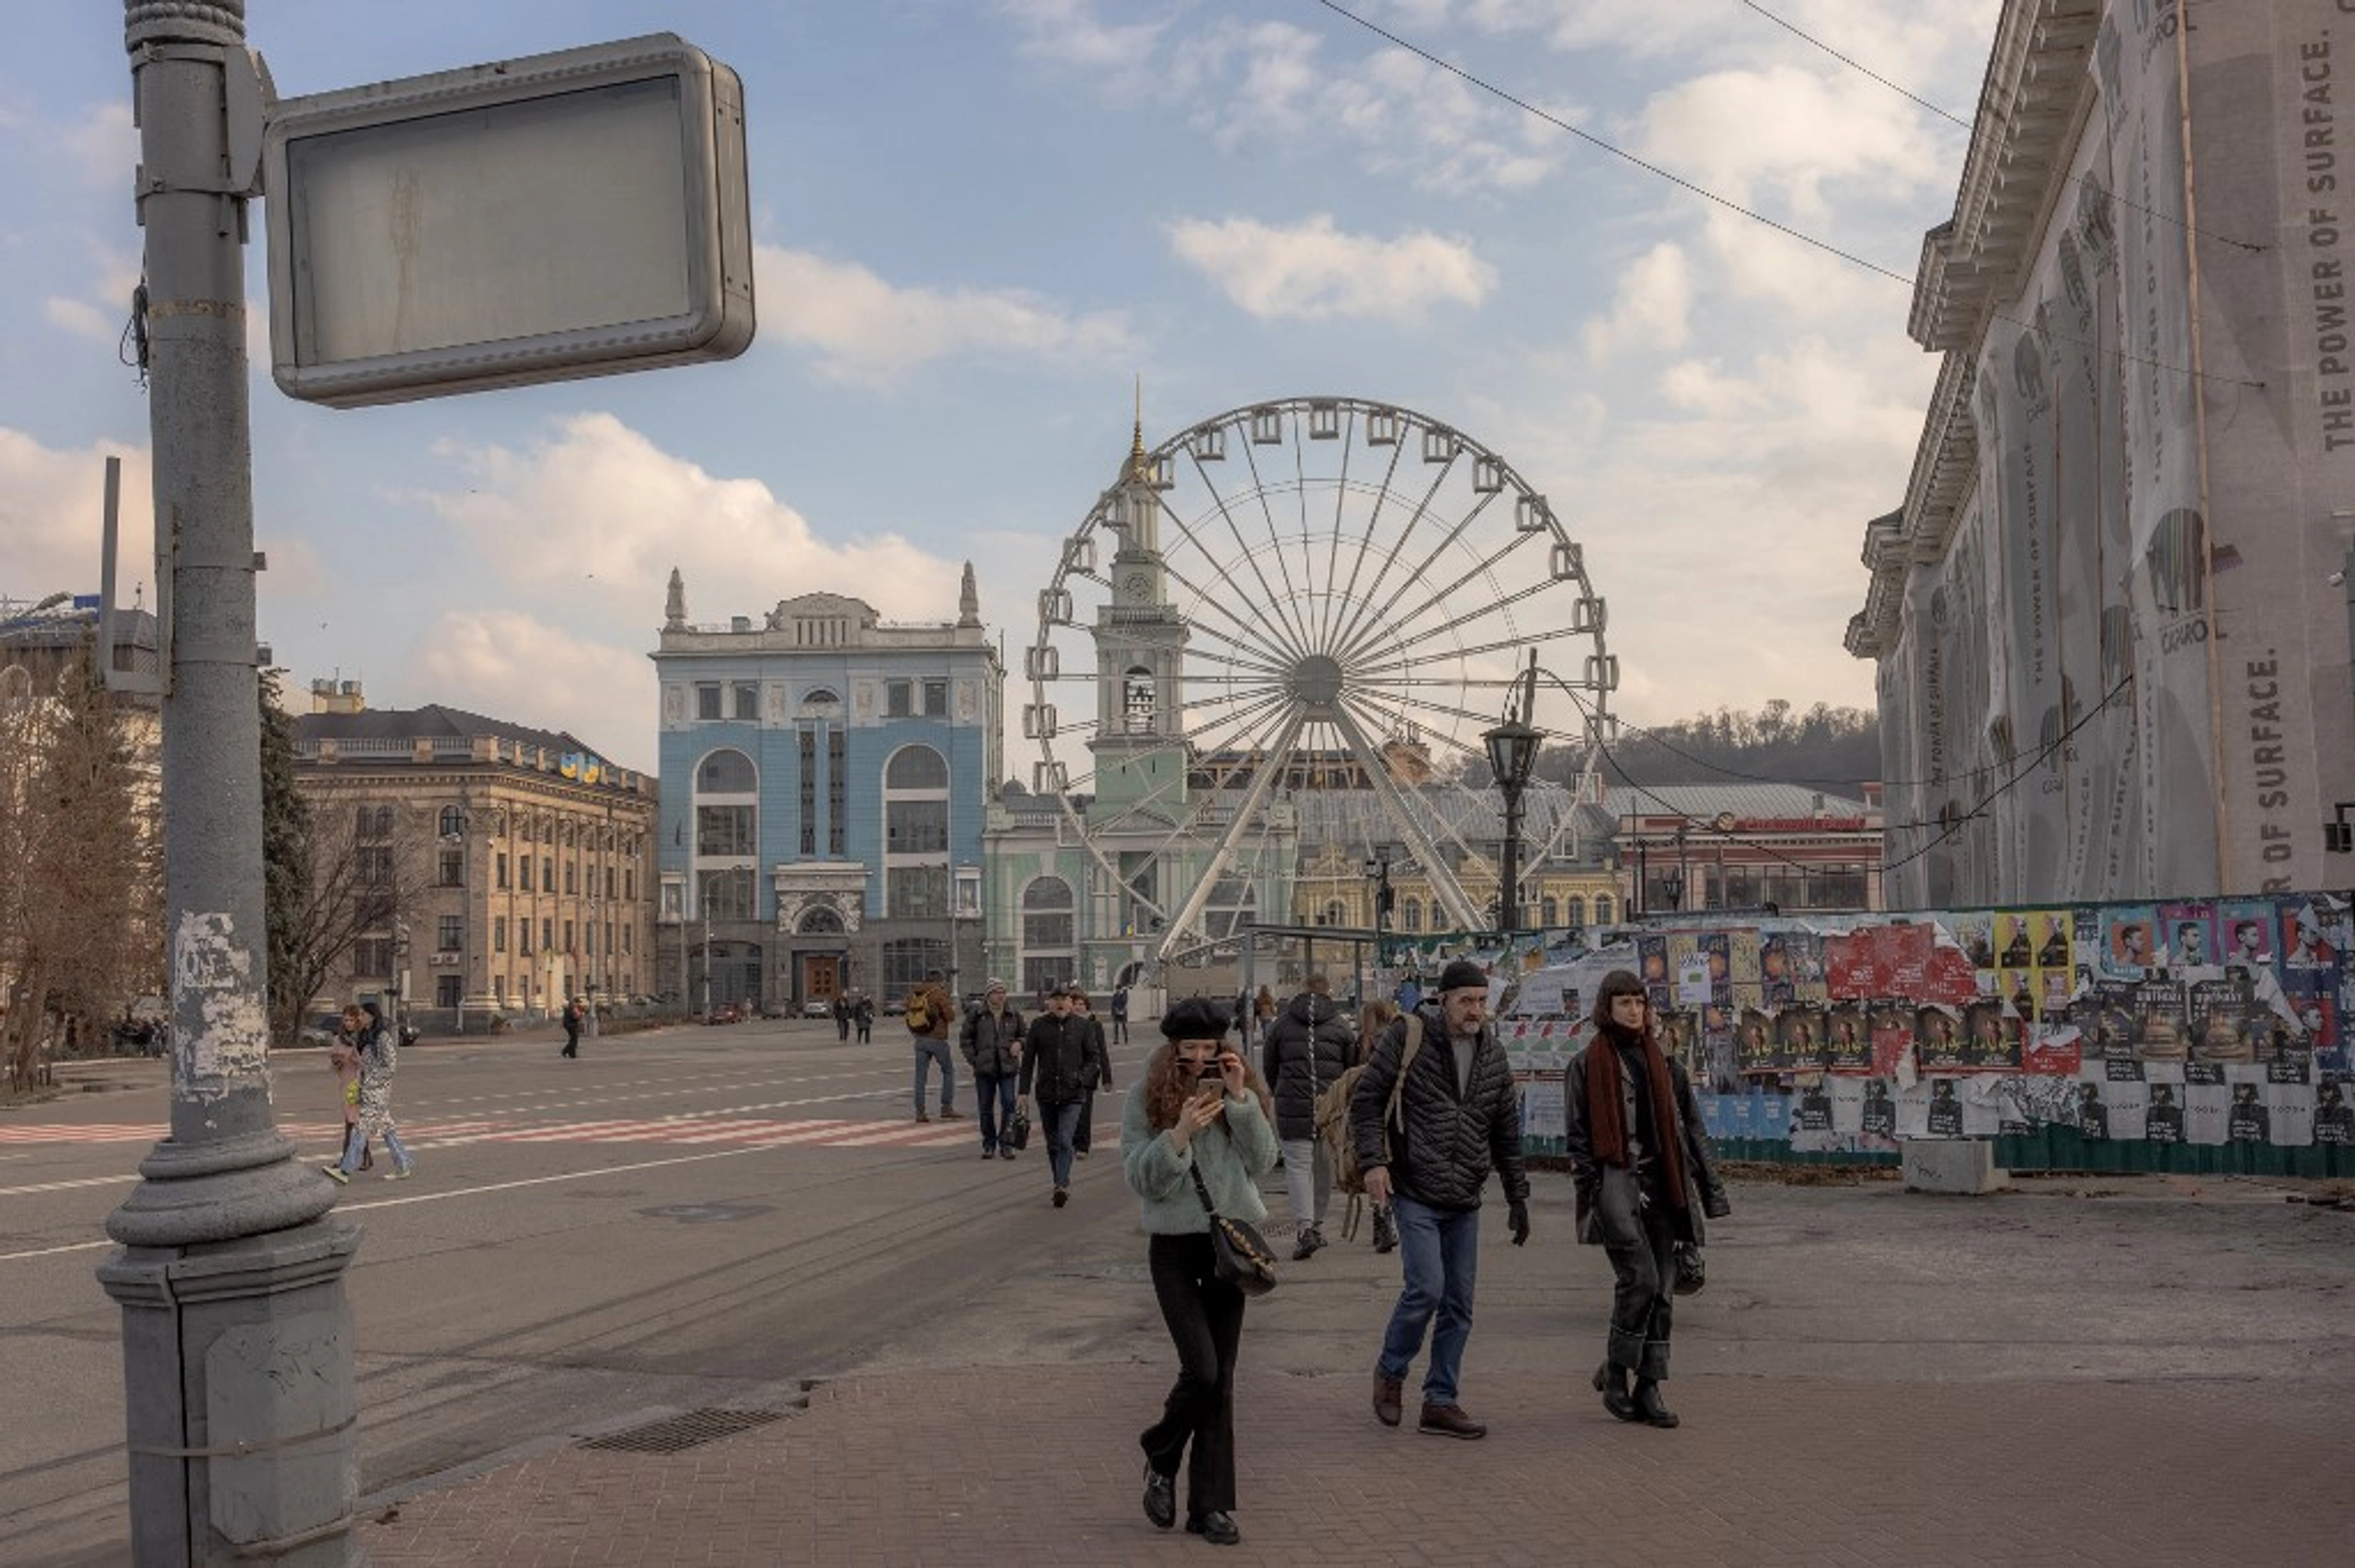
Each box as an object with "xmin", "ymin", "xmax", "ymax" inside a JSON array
[{"xmin": 1466, "ymin": 889, "xmax": 2353, "ymax": 1156}]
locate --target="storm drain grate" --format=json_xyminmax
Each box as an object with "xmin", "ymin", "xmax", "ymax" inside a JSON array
[{"xmin": 580, "ymin": 1407, "xmax": 787, "ymax": 1455}]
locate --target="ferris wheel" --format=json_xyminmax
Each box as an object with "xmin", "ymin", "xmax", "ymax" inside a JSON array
[{"xmin": 1024, "ymin": 395, "xmax": 1616, "ymax": 963}]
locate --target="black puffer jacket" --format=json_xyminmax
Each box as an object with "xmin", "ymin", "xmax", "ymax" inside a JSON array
[
  {"xmin": 1349, "ymin": 1008, "xmax": 1528, "ymax": 1211},
  {"xmin": 1261, "ymin": 991, "xmax": 1359, "ymax": 1140},
  {"xmin": 960, "ymin": 1004, "xmax": 1026, "ymax": 1077}
]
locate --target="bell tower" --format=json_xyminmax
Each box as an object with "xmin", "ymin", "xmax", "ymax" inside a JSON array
[{"xmin": 1089, "ymin": 397, "xmax": 1189, "ymax": 819}]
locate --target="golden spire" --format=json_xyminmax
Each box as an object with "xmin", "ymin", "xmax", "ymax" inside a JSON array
[{"xmin": 1125, "ymin": 374, "xmax": 1154, "ymax": 486}]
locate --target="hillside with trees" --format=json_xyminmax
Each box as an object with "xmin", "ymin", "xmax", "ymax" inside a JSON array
[{"xmin": 1587, "ymin": 699, "xmax": 1881, "ymax": 795}]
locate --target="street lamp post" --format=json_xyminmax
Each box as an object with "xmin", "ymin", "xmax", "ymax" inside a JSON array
[
  {"xmin": 1361, "ymin": 854, "xmax": 1394, "ymax": 956},
  {"xmin": 98, "ymin": 5, "xmax": 361, "ymax": 1560},
  {"xmin": 1481, "ymin": 654, "xmax": 1544, "ymax": 934}
]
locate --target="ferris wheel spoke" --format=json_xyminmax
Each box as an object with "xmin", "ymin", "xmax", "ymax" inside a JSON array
[
  {"xmin": 1158, "ymin": 708, "xmax": 1305, "ymax": 957},
  {"xmin": 1326, "ymin": 452, "xmax": 1461, "ymax": 663},
  {"xmin": 1152, "ymin": 544, "xmax": 1306, "ymax": 670},
  {"xmin": 1351, "ymin": 618, "xmax": 1570, "ymax": 684},
  {"xmin": 1327, "ymin": 485, "xmax": 1506, "ymax": 668},
  {"xmin": 1234, "ymin": 425, "xmax": 1317, "ymax": 655},
  {"xmin": 1332, "ymin": 532, "xmax": 1549, "ymax": 669},
  {"xmin": 1166, "ymin": 454, "xmax": 1314, "ymax": 662},
  {"xmin": 1327, "ymin": 699, "xmax": 1485, "ymax": 931},
  {"xmin": 1172, "ymin": 617, "xmax": 1296, "ymax": 681},
  {"xmin": 1325, "ymin": 418, "xmax": 1407, "ymax": 655}
]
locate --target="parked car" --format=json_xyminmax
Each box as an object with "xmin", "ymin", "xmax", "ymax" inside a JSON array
[
  {"xmin": 881, "ymin": 997, "xmax": 907, "ymax": 1017},
  {"xmin": 705, "ymin": 1002, "xmax": 743, "ymax": 1025},
  {"xmin": 800, "ymin": 999, "xmax": 833, "ymax": 1019}
]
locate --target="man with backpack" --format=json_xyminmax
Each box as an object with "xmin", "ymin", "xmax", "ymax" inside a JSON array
[
  {"xmin": 1314, "ymin": 1000, "xmax": 1401, "ymax": 1253},
  {"xmin": 905, "ymin": 970, "xmax": 960, "ymax": 1124},
  {"xmin": 1350, "ymin": 959, "xmax": 1528, "ymax": 1441},
  {"xmin": 1263, "ymin": 972, "xmax": 1357, "ymax": 1260}
]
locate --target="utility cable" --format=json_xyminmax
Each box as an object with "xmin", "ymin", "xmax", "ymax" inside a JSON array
[
  {"xmin": 1737, "ymin": 0, "xmax": 2263, "ymax": 254},
  {"xmin": 1305, "ymin": 1, "xmax": 2267, "ymax": 390}
]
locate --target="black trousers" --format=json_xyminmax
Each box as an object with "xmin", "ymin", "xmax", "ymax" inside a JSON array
[
  {"xmin": 1142, "ymin": 1231, "xmax": 1246, "ymax": 1516},
  {"xmin": 1603, "ymin": 1189, "xmax": 1679, "ymax": 1382}
]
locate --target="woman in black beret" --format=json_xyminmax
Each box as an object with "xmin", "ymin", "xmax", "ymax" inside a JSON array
[{"xmin": 1121, "ymin": 997, "xmax": 1275, "ymax": 1545}]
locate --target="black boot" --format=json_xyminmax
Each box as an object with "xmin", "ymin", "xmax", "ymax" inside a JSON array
[
  {"xmin": 1592, "ymin": 1361, "xmax": 1641, "ymax": 1423},
  {"xmin": 1632, "ymin": 1379, "xmax": 1680, "ymax": 1428}
]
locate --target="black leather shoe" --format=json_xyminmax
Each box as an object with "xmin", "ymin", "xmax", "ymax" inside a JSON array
[
  {"xmin": 1185, "ymin": 1510, "xmax": 1241, "ymax": 1546},
  {"xmin": 1141, "ymin": 1465, "xmax": 1175, "ymax": 1529},
  {"xmin": 1633, "ymin": 1379, "xmax": 1681, "ymax": 1428},
  {"xmin": 1594, "ymin": 1361, "xmax": 1642, "ymax": 1423}
]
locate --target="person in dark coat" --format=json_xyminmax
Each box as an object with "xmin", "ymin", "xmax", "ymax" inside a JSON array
[
  {"xmin": 1350, "ymin": 958, "xmax": 1530, "ymax": 1441},
  {"xmin": 1019, "ymin": 985, "xmax": 1108, "ymax": 1207},
  {"xmin": 560, "ymin": 996, "xmax": 582, "ymax": 1059},
  {"xmin": 1071, "ymin": 990, "xmax": 1114, "ymax": 1157},
  {"xmin": 1565, "ymin": 969, "xmax": 1729, "ymax": 1430},
  {"xmin": 959, "ymin": 979, "xmax": 1026, "ymax": 1161},
  {"xmin": 1260, "ymin": 971, "xmax": 1358, "ymax": 1259}
]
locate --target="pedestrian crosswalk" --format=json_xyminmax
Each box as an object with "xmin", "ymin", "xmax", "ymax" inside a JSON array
[{"xmin": 0, "ymin": 1116, "xmax": 985, "ymax": 1153}]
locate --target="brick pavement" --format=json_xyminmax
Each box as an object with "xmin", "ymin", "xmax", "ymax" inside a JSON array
[{"xmin": 360, "ymin": 1359, "xmax": 2352, "ymax": 1565}]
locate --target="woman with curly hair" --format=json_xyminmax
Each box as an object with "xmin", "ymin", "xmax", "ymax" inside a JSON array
[{"xmin": 1121, "ymin": 997, "xmax": 1277, "ymax": 1547}]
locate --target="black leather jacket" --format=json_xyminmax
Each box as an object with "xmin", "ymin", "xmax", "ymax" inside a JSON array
[
  {"xmin": 1019, "ymin": 1013, "xmax": 1105, "ymax": 1106},
  {"xmin": 1348, "ymin": 1009, "xmax": 1528, "ymax": 1211},
  {"xmin": 1564, "ymin": 1040, "xmax": 1729, "ymax": 1247},
  {"xmin": 1262, "ymin": 992, "xmax": 1359, "ymax": 1141}
]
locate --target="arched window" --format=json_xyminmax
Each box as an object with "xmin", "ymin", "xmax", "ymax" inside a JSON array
[
  {"xmin": 1123, "ymin": 666, "xmax": 1155, "ymax": 732},
  {"xmin": 698, "ymin": 749, "xmax": 756, "ymax": 793},
  {"xmin": 1540, "ymin": 895, "xmax": 1559, "ymax": 927},
  {"xmin": 885, "ymin": 744, "xmax": 948, "ymax": 789},
  {"xmin": 798, "ymin": 905, "xmax": 844, "ymax": 935},
  {"xmin": 1594, "ymin": 894, "xmax": 1614, "ymax": 924},
  {"xmin": 1020, "ymin": 876, "xmax": 1077, "ymax": 998},
  {"xmin": 1568, "ymin": 895, "xmax": 1587, "ymax": 929},
  {"xmin": 1324, "ymin": 899, "xmax": 1347, "ymax": 927},
  {"xmin": 1402, "ymin": 898, "xmax": 1423, "ymax": 933}
]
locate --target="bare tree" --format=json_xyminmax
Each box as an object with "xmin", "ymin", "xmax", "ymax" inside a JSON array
[
  {"xmin": 270, "ymin": 782, "xmax": 439, "ymax": 1046},
  {"xmin": 0, "ymin": 645, "xmax": 161, "ymax": 1092}
]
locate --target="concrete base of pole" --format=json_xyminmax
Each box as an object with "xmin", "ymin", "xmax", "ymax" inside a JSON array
[
  {"xmin": 1901, "ymin": 1138, "xmax": 2011, "ymax": 1195},
  {"xmin": 99, "ymin": 1209, "xmax": 361, "ymax": 1567}
]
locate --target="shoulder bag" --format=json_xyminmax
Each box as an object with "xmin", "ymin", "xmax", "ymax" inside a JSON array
[{"xmin": 1189, "ymin": 1160, "xmax": 1277, "ymax": 1297}]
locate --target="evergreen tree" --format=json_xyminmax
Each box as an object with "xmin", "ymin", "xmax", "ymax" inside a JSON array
[{"xmin": 259, "ymin": 668, "xmax": 313, "ymax": 1047}]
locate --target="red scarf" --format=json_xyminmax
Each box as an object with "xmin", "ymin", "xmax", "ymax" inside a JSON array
[{"xmin": 1582, "ymin": 1024, "xmax": 1688, "ymax": 1211}]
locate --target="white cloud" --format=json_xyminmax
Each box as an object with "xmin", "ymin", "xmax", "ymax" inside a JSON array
[
  {"xmin": 1581, "ymin": 242, "xmax": 1691, "ymax": 362},
  {"xmin": 419, "ymin": 413, "xmax": 965, "ymax": 626},
  {"xmin": 403, "ymin": 610, "xmax": 657, "ymax": 767},
  {"xmin": 1635, "ymin": 63, "xmax": 1947, "ymax": 217},
  {"xmin": 62, "ymin": 101, "xmax": 135, "ymax": 190},
  {"xmin": 753, "ymin": 245, "xmax": 1133, "ymax": 387},
  {"xmin": 998, "ymin": 0, "xmax": 1165, "ymax": 75},
  {"xmin": 0, "ymin": 427, "xmax": 151, "ymax": 602},
  {"xmin": 1166, "ymin": 214, "xmax": 1495, "ymax": 321}
]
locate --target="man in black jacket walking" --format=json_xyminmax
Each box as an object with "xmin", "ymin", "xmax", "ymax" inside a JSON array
[
  {"xmin": 961, "ymin": 979, "xmax": 1026, "ymax": 1161},
  {"xmin": 1020, "ymin": 985, "xmax": 1107, "ymax": 1207},
  {"xmin": 1350, "ymin": 959, "xmax": 1529, "ymax": 1441}
]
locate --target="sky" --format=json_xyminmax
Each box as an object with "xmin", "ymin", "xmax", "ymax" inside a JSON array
[{"xmin": 1, "ymin": 0, "xmax": 2003, "ymax": 776}]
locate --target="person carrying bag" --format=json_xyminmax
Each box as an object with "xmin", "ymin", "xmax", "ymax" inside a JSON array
[{"xmin": 1120, "ymin": 997, "xmax": 1278, "ymax": 1547}]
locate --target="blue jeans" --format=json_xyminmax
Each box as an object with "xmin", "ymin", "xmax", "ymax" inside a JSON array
[
  {"xmin": 1377, "ymin": 1195, "xmax": 1480, "ymax": 1405},
  {"xmin": 1040, "ymin": 1098, "xmax": 1083, "ymax": 1188},
  {"xmin": 975, "ymin": 1071, "xmax": 1017, "ymax": 1150},
  {"xmin": 912, "ymin": 1036, "xmax": 955, "ymax": 1115}
]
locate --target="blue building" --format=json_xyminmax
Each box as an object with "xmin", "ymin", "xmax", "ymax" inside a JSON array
[{"xmin": 650, "ymin": 567, "xmax": 1003, "ymax": 1013}]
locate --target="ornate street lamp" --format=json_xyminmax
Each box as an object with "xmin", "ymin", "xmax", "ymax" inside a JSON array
[{"xmin": 1481, "ymin": 653, "xmax": 1543, "ymax": 933}]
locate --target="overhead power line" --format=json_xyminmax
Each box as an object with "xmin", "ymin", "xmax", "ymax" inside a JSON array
[{"xmin": 1304, "ymin": 1, "xmax": 2267, "ymax": 390}]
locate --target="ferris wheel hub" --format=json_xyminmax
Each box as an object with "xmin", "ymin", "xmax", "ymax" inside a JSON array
[{"xmin": 1289, "ymin": 653, "xmax": 1346, "ymax": 713}]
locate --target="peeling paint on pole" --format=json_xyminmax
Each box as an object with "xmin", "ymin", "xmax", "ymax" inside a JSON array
[{"xmin": 172, "ymin": 909, "xmax": 270, "ymax": 1098}]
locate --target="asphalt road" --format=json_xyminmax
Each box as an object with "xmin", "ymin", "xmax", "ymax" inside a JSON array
[{"xmin": 0, "ymin": 1017, "xmax": 1145, "ymax": 1565}]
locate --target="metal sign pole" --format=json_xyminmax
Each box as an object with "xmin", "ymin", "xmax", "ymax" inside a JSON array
[{"xmin": 98, "ymin": 6, "xmax": 361, "ymax": 1562}]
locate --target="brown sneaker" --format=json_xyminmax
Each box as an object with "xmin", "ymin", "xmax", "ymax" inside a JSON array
[
  {"xmin": 1418, "ymin": 1402, "xmax": 1487, "ymax": 1440},
  {"xmin": 915, "ymin": 1111, "xmax": 931, "ymax": 1123},
  {"xmin": 1372, "ymin": 1369, "xmax": 1404, "ymax": 1428}
]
